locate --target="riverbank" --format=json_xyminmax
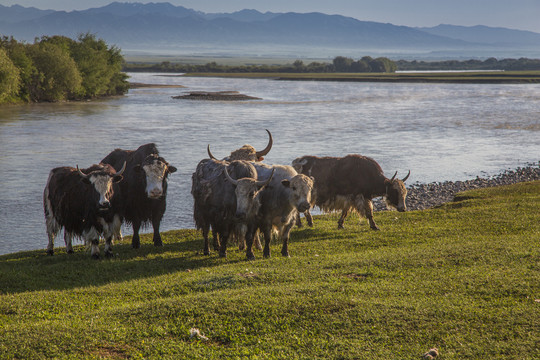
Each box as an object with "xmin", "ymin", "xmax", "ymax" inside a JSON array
[
  {"xmin": 182, "ymin": 71, "xmax": 540, "ymax": 83},
  {"xmin": 377, "ymin": 162, "xmax": 540, "ymax": 211}
]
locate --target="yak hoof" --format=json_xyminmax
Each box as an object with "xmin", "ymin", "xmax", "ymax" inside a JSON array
[
  {"xmin": 219, "ymin": 252, "xmax": 227, "ymax": 258},
  {"xmin": 132, "ymin": 242, "xmax": 140, "ymax": 249},
  {"xmin": 203, "ymin": 250, "xmax": 210, "ymax": 256},
  {"xmin": 153, "ymin": 239, "xmax": 163, "ymax": 247},
  {"xmin": 337, "ymin": 224, "xmax": 344, "ymax": 230},
  {"xmin": 246, "ymin": 252, "xmax": 255, "ymax": 261},
  {"xmin": 281, "ymin": 251, "xmax": 290, "ymax": 258},
  {"xmin": 67, "ymin": 249, "xmax": 74, "ymax": 254},
  {"xmin": 105, "ymin": 251, "xmax": 114, "ymax": 258},
  {"xmin": 92, "ymin": 253, "xmax": 100, "ymax": 260},
  {"xmin": 46, "ymin": 250, "xmax": 54, "ymax": 256},
  {"xmin": 370, "ymin": 226, "xmax": 380, "ymax": 231}
]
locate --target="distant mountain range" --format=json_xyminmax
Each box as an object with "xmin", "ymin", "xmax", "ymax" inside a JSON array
[{"xmin": 1, "ymin": 2, "xmax": 540, "ymax": 59}]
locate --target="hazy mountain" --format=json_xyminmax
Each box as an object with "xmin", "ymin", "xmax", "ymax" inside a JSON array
[
  {"xmin": 419, "ymin": 24, "xmax": 540, "ymax": 47},
  {"xmin": 0, "ymin": 4, "xmax": 55, "ymax": 23},
  {"xmin": 1, "ymin": 2, "xmax": 539, "ymax": 58}
]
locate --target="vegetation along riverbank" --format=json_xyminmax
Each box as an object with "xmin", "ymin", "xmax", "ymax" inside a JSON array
[
  {"xmin": 1, "ymin": 181, "xmax": 538, "ymax": 359},
  {"xmin": 0, "ymin": 35, "xmax": 129, "ymax": 104}
]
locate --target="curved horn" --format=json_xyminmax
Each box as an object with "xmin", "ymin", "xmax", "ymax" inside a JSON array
[
  {"xmin": 223, "ymin": 167, "xmax": 239, "ymax": 186},
  {"xmin": 255, "ymin": 129, "xmax": 273, "ymax": 158},
  {"xmin": 256, "ymin": 168, "xmax": 275, "ymax": 186},
  {"xmin": 207, "ymin": 144, "xmax": 218, "ymax": 160},
  {"xmin": 76, "ymin": 165, "xmax": 89, "ymax": 179},
  {"xmin": 401, "ymin": 170, "xmax": 411, "ymax": 182},
  {"xmin": 116, "ymin": 161, "xmax": 126, "ymax": 176},
  {"xmin": 389, "ymin": 171, "xmax": 398, "ymax": 182}
]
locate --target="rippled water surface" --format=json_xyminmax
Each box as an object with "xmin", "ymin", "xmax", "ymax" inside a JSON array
[{"xmin": 1, "ymin": 73, "xmax": 539, "ymax": 255}]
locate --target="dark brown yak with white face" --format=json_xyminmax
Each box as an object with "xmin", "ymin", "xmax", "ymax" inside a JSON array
[
  {"xmin": 292, "ymin": 154, "xmax": 410, "ymax": 230},
  {"xmin": 44, "ymin": 162, "xmax": 125, "ymax": 258},
  {"xmin": 101, "ymin": 143, "xmax": 177, "ymax": 248}
]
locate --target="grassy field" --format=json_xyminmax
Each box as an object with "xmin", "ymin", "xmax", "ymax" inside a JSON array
[
  {"xmin": 182, "ymin": 71, "xmax": 540, "ymax": 83},
  {"xmin": 1, "ymin": 182, "xmax": 539, "ymax": 359}
]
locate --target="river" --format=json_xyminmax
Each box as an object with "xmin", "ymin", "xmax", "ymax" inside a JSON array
[{"xmin": 0, "ymin": 73, "xmax": 539, "ymax": 255}]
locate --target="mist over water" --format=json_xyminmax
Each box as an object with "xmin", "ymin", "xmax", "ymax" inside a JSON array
[{"xmin": 1, "ymin": 73, "xmax": 539, "ymax": 255}]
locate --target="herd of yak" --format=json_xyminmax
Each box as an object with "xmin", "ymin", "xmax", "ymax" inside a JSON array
[{"xmin": 43, "ymin": 130, "xmax": 410, "ymax": 259}]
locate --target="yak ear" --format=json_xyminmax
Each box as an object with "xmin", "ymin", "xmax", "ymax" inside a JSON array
[
  {"xmin": 80, "ymin": 177, "xmax": 91, "ymax": 185},
  {"xmin": 134, "ymin": 164, "xmax": 143, "ymax": 173},
  {"xmin": 281, "ymin": 179, "xmax": 291, "ymax": 188},
  {"xmin": 168, "ymin": 165, "xmax": 177, "ymax": 174}
]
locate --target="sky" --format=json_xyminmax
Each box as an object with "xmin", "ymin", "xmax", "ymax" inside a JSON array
[{"xmin": 1, "ymin": 0, "xmax": 540, "ymax": 33}]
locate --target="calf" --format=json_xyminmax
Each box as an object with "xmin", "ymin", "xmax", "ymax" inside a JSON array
[{"xmin": 245, "ymin": 163, "xmax": 314, "ymax": 259}]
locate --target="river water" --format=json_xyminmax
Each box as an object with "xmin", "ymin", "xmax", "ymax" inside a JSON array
[{"xmin": 1, "ymin": 73, "xmax": 539, "ymax": 255}]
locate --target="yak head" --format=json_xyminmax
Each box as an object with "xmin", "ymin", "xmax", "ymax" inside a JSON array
[
  {"xmin": 135, "ymin": 154, "xmax": 177, "ymax": 199},
  {"xmin": 282, "ymin": 174, "xmax": 314, "ymax": 213},
  {"xmin": 78, "ymin": 162, "xmax": 125, "ymax": 210},
  {"xmin": 224, "ymin": 167, "xmax": 274, "ymax": 220},
  {"xmin": 384, "ymin": 171, "xmax": 410, "ymax": 212}
]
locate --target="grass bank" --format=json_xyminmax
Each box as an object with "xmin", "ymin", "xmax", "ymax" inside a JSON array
[
  {"xmin": 1, "ymin": 182, "xmax": 539, "ymax": 359},
  {"xmin": 182, "ymin": 71, "xmax": 540, "ymax": 83}
]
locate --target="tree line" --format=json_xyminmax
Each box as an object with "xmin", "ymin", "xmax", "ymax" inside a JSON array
[
  {"xmin": 0, "ymin": 34, "xmax": 129, "ymax": 104},
  {"xmin": 396, "ymin": 57, "xmax": 540, "ymax": 71},
  {"xmin": 124, "ymin": 56, "xmax": 398, "ymax": 74},
  {"xmin": 124, "ymin": 55, "xmax": 540, "ymax": 74}
]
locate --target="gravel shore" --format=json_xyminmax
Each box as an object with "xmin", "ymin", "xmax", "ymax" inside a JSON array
[{"xmin": 374, "ymin": 162, "xmax": 540, "ymax": 211}]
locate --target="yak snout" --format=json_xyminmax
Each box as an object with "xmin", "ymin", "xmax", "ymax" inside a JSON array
[
  {"xmin": 297, "ymin": 201, "xmax": 310, "ymax": 212},
  {"xmin": 148, "ymin": 188, "xmax": 163, "ymax": 199}
]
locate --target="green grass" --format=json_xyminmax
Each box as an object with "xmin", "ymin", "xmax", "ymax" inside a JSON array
[
  {"xmin": 1, "ymin": 182, "xmax": 539, "ymax": 359},
  {"xmin": 183, "ymin": 71, "xmax": 540, "ymax": 83}
]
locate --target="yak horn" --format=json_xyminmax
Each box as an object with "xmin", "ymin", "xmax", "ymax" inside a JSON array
[
  {"xmin": 402, "ymin": 170, "xmax": 411, "ymax": 182},
  {"xmin": 207, "ymin": 144, "xmax": 218, "ymax": 160},
  {"xmin": 256, "ymin": 169, "xmax": 275, "ymax": 186},
  {"xmin": 255, "ymin": 129, "xmax": 273, "ymax": 158},
  {"xmin": 389, "ymin": 171, "xmax": 398, "ymax": 182},
  {"xmin": 76, "ymin": 165, "xmax": 89, "ymax": 179},
  {"xmin": 117, "ymin": 161, "xmax": 127, "ymax": 176},
  {"xmin": 223, "ymin": 167, "xmax": 238, "ymax": 185}
]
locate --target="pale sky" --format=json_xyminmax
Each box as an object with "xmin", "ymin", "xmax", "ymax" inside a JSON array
[{"xmin": 2, "ymin": 0, "xmax": 540, "ymax": 33}]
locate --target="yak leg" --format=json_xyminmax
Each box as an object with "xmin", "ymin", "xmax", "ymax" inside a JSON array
[
  {"xmin": 337, "ymin": 209, "xmax": 349, "ymax": 229},
  {"xmin": 219, "ymin": 229, "xmax": 230, "ymax": 258},
  {"xmin": 295, "ymin": 213, "xmax": 303, "ymax": 228},
  {"xmin": 104, "ymin": 235, "xmax": 114, "ymax": 257},
  {"xmin": 305, "ymin": 210, "xmax": 313, "ymax": 227},
  {"xmin": 151, "ymin": 210, "xmax": 163, "ymax": 247},
  {"xmin": 83, "ymin": 227, "xmax": 101, "ymax": 259},
  {"xmin": 364, "ymin": 199, "xmax": 379, "ymax": 230},
  {"xmin": 64, "ymin": 231, "xmax": 74, "ymax": 254},
  {"xmin": 281, "ymin": 222, "xmax": 295, "ymax": 257},
  {"xmin": 262, "ymin": 225, "xmax": 273, "ymax": 258},
  {"xmin": 202, "ymin": 225, "xmax": 211, "ymax": 255},
  {"xmin": 131, "ymin": 220, "xmax": 141, "ymax": 248},
  {"xmin": 45, "ymin": 215, "xmax": 60, "ymax": 256},
  {"xmin": 245, "ymin": 225, "xmax": 257, "ymax": 260},
  {"xmin": 212, "ymin": 228, "xmax": 220, "ymax": 251}
]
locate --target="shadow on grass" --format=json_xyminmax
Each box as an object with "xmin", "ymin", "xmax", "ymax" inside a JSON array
[{"xmin": 0, "ymin": 230, "xmax": 252, "ymax": 294}]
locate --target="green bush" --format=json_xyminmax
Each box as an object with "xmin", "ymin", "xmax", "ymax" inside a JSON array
[
  {"xmin": 0, "ymin": 35, "xmax": 129, "ymax": 103},
  {"xmin": 0, "ymin": 48, "xmax": 20, "ymax": 103}
]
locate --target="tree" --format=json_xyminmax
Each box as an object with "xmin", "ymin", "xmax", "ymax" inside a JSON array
[
  {"xmin": 333, "ymin": 56, "xmax": 354, "ymax": 72},
  {"xmin": 0, "ymin": 47, "xmax": 20, "ymax": 103},
  {"xmin": 27, "ymin": 42, "xmax": 82, "ymax": 102}
]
